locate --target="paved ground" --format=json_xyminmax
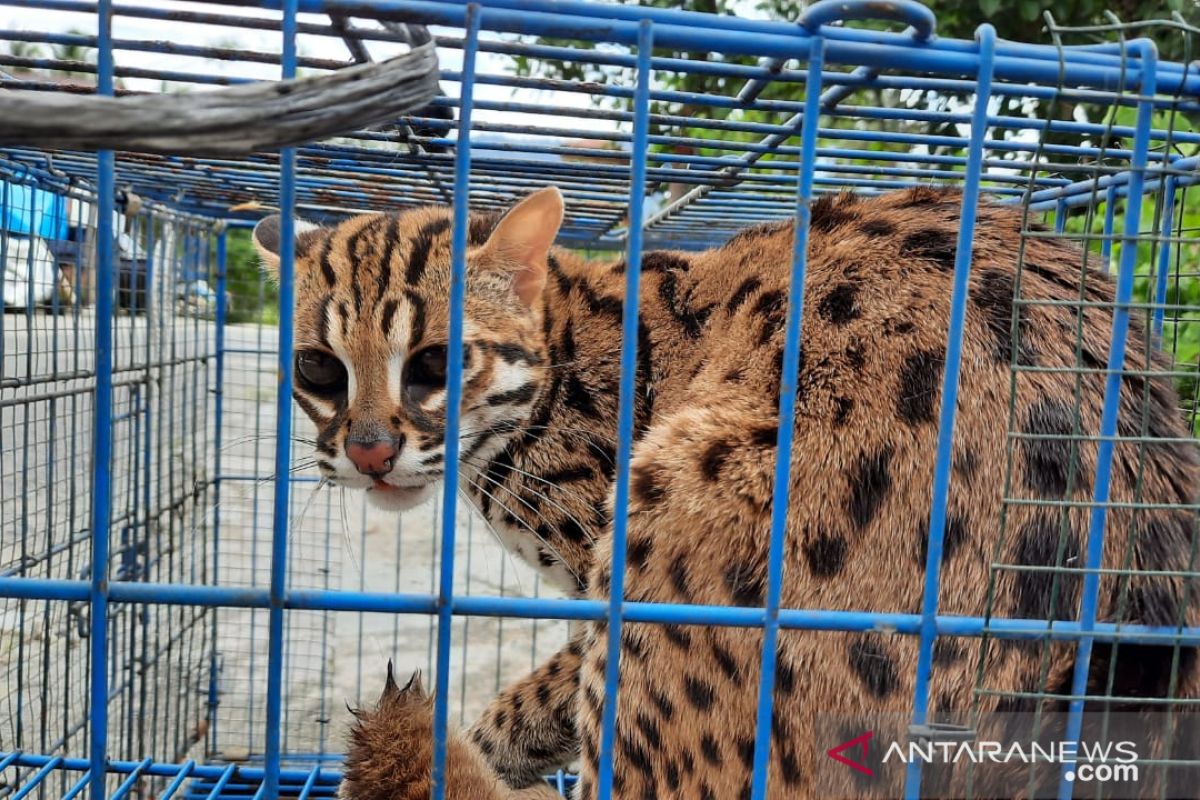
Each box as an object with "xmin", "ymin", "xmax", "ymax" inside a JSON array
[{"xmin": 1, "ymin": 309, "xmax": 567, "ymax": 765}]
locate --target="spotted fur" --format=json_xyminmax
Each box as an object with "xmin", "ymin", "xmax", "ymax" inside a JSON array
[
  {"xmin": 260, "ymin": 187, "xmax": 1200, "ymax": 798},
  {"xmin": 341, "ymin": 665, "xmax": 559, "ymax": 800}
]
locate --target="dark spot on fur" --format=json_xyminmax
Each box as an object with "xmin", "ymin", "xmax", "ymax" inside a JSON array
[
  {"xmin": 651, "ymin": 688, "xmax": 674, "ymax": 721},
  {"xmin": 622, "ymin": 735, "xmax": 654, "ymax": 776},
  {"xmin": 771, "ymin": 708, "xmax": 788, "ymax": 742},
  {"xmin": 752, "ymin": 290, "xmax": 787, "ymax": 346},
  {"xmin": 954, "ymin": 449, "xmax": 978, "ymax": 480},
  {"xmin": 845, "ymin": 341, "xmax": 867, "ymax": 371},
  {"xmin": 818, "ymin": 282, "xmax": 861, "ymax": 325},
  {"xmin": 848, "ymin": 636, "xmax": 899, "ymax": 697},
  {"xmin": 972, "ymin": 269, "xmax": 1037, "ymax": 365},
  {"xmin": 1013, "ymin": 512, "xmax": 1082, "ymax": 619},
  {"xmin": 860, "ymin": 218, "xmax": 896, "ymax": 237},
  {"xmin": 711, "ymin": 637, "xmax": 739, "ymax": 681},
  {"xmin": 700, "ymin": 439, "xmax": 735, "ymax": 481},
  {"xmin": 724, "ymin": 560, "xmax": 766, "ymax": 607},
  {"xmin": 898, "ymin": 349, "xmax": 944, "ymax": 425},
  {"xmin": 487, "ymin": 341, "xmax": 541, "ymax": 366},
  {"xmin": 727, "ymin": 277, "xmax": 761, "ymax": 313},
  {"xmin": 1081, "ymin": 346, "xmax": 1106, "ymax": 371},
  {"xmin": 775, "ymin": 650, "xmax": 796, "ymax": 695},
  {"xmin": 563, "ymin": 373, "xmax": 599, "ymax": 417},
  {"xmin": 405, "ymin": 217, "xmax": 451, "ymax": 285},
  {"xmin": 379, "ymin": 298, "xmax": 399, "ymax": 338},
  {"xmin": 1023, "ymin": 260, "xmax": 1108, "ymax": 302},
  {"xmin": 669, "ymin": 560, "xmax": 690, "ymax": 598},
  {"xmin": 486, "ymin": 381, "xmax": 538, "ymax": 407},
  {"xmin": 750, "ymin": 425, "xmax": 777, "ymax": 447},
  {"xmin": 627, "ymin": 537, "xmax": 653, "ymax": 571},
  {"xmin": 933, "ymin": 638, "xmax": 965, "ymax": 666},
  {"xmin": 632, "ymin": 465, "xmax": 666, "ymax": 506},
  {"xmin": 1084, "ymin": 641, "xmax": 1198, "ymax": 713},
  {"xmin": 810, "ymin": 194, "xmax": 859, "ymax": 233},
  {"xmin": 900, "ymin": 229, "xmax": 957, "ymax": 270},
  {"xmin": 593, "ymin": 566, "xmax": 611, "ymax": 596},
  {"xmin": 658, "ymin": 268, "xmax": 714, "ymax": 338},
  {"xmin": 640, "ymin": 252, "xmax": 690, "ymax": 273},
  {"xmin": 916, "ymin": 513, "xmax": 969, "ymax": 566},
  {"xmin": 684, "ymin": 675, "xmax": 715, "ymax": 711},
  {"xmin": 317, "ymin": 236, "xmax": 336, "ymax": 287},
  {"xmin": 662, "ymin": 624, "xmax": 692, "ymax": 650},
  {"xmin": 833, "ymin": 396, "xmax": 854, "ymax": 427},
  {"xmin": 699, "ymin": 733, "xmax": 722, "ymax": 765},
  {"xmin": 664, "ymin": 760, "xmax": 680, "ymax": 790},
  {"xmin": 473, "ymin": 729, "xmax": 496, "ymax": 757},
  {"xmin": 622, "ymin": 629, "xmax": 647, "ymax": 661},
  {"xmin": 779, "ymin": 748, "xmax": 803, "ymax": 785},
  {"xmin": 736, "ymin": 737, "xmax": 756, "ymax": 769},
  {"xmin": 559, "ymin": 517, "xmax": 587, "ymax": 544},
  {"xmin": 847, "ymin": 445, "xmax": 893, "ymax": 529},
  {"xmin": 636, "ymin": 714, "xmax": 661, "ymax": 752},
  {"xmin": 469, "ymin": 211, "xmax": 502, "ymax": 245},
  {"xmin": 404, "ymin": 290, "xmax": 426, "ymax": 349},
  {"xmin": 1023, "ymin": 399, "xmax": 1079, "ymax": 499},
  {"xmin": 804, "ymin": 531, "xmax": 849, "ymax": 577}
]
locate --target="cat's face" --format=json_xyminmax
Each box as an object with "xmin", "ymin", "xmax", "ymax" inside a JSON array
[{"xmin": 252, "ymin": 188, "xmax": 563, "ymax": 511}]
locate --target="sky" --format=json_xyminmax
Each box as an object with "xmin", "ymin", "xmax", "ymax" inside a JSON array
[
  {"xmin": 3, "ymin": 0, "xmax": 630, "ymax": 134},
  {"xmin": 2, "ymin": 2, "xmax": 1039, "ymax": 202}
]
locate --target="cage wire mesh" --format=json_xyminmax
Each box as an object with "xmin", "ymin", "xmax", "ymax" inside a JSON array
[{"xmin": 0, "ymin": 0, "xmax": 1199, "ymax": 798}]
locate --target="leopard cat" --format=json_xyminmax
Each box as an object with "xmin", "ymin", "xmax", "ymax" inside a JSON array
[
  {"xmin": 341, "ymin": 665, "xmax": 559, "ymax": 800},
  {"xmin": 253, "ymin": 185, "xmax": 1200, "ymax": 798}
]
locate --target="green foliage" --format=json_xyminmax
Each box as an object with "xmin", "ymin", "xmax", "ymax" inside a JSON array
[
  {"xmin": 1061, "ymin": 177, "xmax": 1200, "ymax": 433},
  {"xmin": 511, "ymin": 0, "xmax": 1200, "ymax": 172},
  {"xmin": 511, "ymin": 0, "xmax": 1200, "ymax": 427},
  {"xmin": 223, "ymin": 228, "xmax": 279, "ymax": 325}
]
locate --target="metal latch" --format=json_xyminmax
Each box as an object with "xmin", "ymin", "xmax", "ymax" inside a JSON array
[{"xmin": 908, "ymin": 722, "xmax": 977, "ymax": 743}]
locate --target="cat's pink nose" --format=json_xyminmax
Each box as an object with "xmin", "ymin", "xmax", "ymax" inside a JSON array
[{"xmin": 345, "ymin": 439, "xmax": 397, "ymax": 478}]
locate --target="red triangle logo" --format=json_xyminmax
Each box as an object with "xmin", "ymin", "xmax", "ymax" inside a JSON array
[{"xmin": 826, "ymin": 730, "xmax": 874, "ymax": 776}]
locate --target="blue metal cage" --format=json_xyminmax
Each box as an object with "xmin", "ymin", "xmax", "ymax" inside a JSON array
[{"xmin": 2, "ymin": 0, "xmax": 1200, "ymax": 797}]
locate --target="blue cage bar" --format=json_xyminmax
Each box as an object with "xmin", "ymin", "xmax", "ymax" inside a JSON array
[{"xmin": 2, "ymin": 0, "xmax": 1200, "ymax": 798}]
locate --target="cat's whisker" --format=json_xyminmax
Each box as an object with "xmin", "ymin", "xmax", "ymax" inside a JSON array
[
  {"xmin": 454, "ymin": 424, "xmax": 617, "ymax": 466},
  {"xmin": 218, "ymin": 433, "xmax": 317, "ymax": 453},
  {"xmin": 456, "ymin": 486, "xmax": 528, "ymax": 597},
  {"xmin": 460, "ymin": 456, "xmax": 598, "ymax": 544},
  {"xmin": 287, "ymin": 476, "xmax": 328, "ymax": 544},
  {"xmin": 338, "ymin": 487, "xmax": 363, "ymax": 576},
  {"xmin": 464, "ymin": 479, "xmax": 581, "ymax": 585}
]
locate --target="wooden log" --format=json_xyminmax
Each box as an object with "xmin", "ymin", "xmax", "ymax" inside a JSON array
[{"xmin": 0, "ymin": 43, "xmax": 440, "ymax": 156}]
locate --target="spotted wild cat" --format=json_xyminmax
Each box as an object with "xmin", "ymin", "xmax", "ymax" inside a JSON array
[{"xmin": 254, "ymin": 186, "xmax": 1199, "ymax": 797}]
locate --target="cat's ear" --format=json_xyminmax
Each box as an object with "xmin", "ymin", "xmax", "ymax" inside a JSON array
[
  {"xmin": 251, "ymin": 214, "xmax": 323, "ymax": 276},
  {"xmin": 480, "ymin": 186, "xmax": 564, "ymax": 306}
]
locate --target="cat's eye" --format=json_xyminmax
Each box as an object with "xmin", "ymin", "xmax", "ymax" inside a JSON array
[
  {"xmin": 404, "ymin": 345, "xmax": 473, "ymax": 403},
  {"xmin": 405, "ymin": 345, "xmax": 448, "ymax": 402},
  {"xmin": 295, "ymin": 350, "xmax": 347, "ymax": 393}
]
